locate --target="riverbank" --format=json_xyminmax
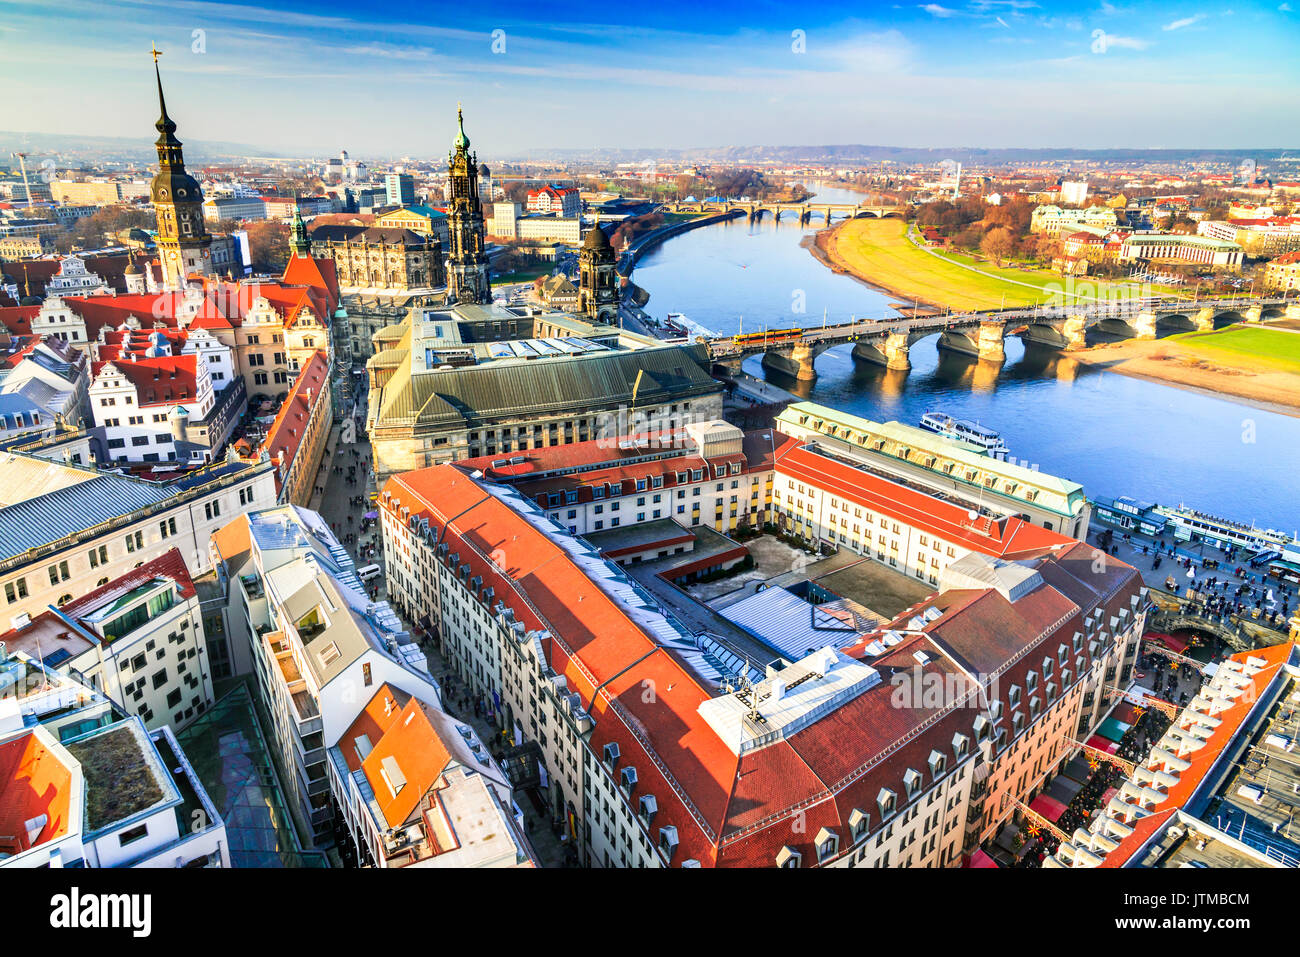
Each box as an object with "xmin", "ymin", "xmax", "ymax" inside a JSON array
[
  {"xmin": 816, "ymin": 216, "xmax": 1179, "ymax": 312},
  {"xmin": 1069, "ymin": 337, "xmax": 1300, "ymax": 417}
]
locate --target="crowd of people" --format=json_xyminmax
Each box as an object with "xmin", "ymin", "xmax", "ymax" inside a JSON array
[{"xmin": 1093, "ymin": 527, "xmax": 1295, "ymax": 633}]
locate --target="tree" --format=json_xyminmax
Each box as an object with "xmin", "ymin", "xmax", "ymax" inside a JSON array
[
  {"xmin": 243, "ymin": 220, "xmax": 291, "ymax": 273},
  {"xmin": 981, "ymin": 226, "xmax": 1015, "ymax": 267}
]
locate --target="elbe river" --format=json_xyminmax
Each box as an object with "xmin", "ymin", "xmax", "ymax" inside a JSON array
[{"xmin": 631, "ymin": 184, "xmax": 1300, "ymax": 534}]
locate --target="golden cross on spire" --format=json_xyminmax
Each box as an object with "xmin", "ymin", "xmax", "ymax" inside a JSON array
[{"xmin": 151, "ymin": 43, "xmax": 163, "ymax": 63}]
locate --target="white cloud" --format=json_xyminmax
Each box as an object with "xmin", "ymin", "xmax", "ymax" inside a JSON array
[
  {"xmin": 918, "ymin": 4, "xmax": 960, "ymax": 16},
  {"xmin": 1106, "ymin": 35, "xmax": 1151, "ymax": 49},
  {"xmin": 1163, "ymin": 13, "xmax": 1206, "ymax": 30},
  {"xmin": 1280, "ymin": 3, "xmax": 1293, "ymax": 11}
]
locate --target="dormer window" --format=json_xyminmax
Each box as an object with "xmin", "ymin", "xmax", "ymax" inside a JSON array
[
  {"xmin": 1025, "ymin": 672, "xmax": 1038, "ymax": 692},
  {"xmin": 849, "ymin": 808, "xmax": 870, "ymax": 840},
  {"xmin": 776, "ymin": 845, "xmax": 801, "ymax": 869},
  {"xmin": 1008, "ymin": 685, "xmax": 1022, "ymax": 709},
  {"xmin": 1042, "ymin": 657, "xmax": 1054, "ymax": 678},
  {"xmin": 973, "ymin": 715, "xmax": 990, "ymax": 742},
  {"xmin": 639, "ymin": 794, "xmax": 657, "ymax": 827},
  {"xmin": 658, "ymin": 825, "xmax": 679, "ymax": 861},
  {"xmin": 903, "ymin": 768, "xmax": 923, "ymax": 798},
  {"xmin": 877, "ymin": 788, "xmax": 897, "ymax": 819},
  {"xmin": 928, "ymin": 749, "xmax": 947, "ymax": 780},
  {"xmin": 815, "ymin": 827, "xmax": 839, "ymax": 863},
  {"xmin": 620, "ymin": 765, "xmax": 637, "ymax": 796},
  {"xmin": 603, "ymin": 741, "xmax": 619, "ymax": 772},
  {"xmin": 952, "ymin": 733, "xmax": 970, "ymax": 759}
]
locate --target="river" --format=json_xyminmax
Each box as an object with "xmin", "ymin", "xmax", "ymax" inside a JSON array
[{"xmin": 631, "ymin": 183, "xmax": 1300, "ymax": 534}]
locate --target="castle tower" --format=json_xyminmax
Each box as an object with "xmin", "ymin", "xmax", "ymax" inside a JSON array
[
  {"xmin": 445, "ymin": 107, "xmax": 491, "ymax": 304},
  {"xmin": 578, "ymin": 222, "xmax": 619, "ymax": 323},
  {"xmin": 149, "ymin": 47, "xmax": 212, "ymax": 288}
]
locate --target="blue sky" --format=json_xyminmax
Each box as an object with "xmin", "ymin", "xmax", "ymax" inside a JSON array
[{"xmin": 1, "ymin": 0, "xmax": 1297, "ymax": 156}]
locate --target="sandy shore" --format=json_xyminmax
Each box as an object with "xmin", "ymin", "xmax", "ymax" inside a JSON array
[{"xmin": 1069, "ymin": 339, "xmax": 1300, "ymax": 418}]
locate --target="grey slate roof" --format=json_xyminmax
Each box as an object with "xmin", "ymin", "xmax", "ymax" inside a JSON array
[{"xmin": 377, "ymin": 343, "xmax": 721, "ymax": 429}]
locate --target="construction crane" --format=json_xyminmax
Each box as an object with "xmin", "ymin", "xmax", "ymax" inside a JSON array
[{"xmin": 11, "ymin": 152, "xmax": 34, "ymax": 207}]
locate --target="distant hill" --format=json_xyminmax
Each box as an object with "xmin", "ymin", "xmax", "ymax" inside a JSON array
[
  {"xmin": 0, "ymin": 130, "xmax": 284, "ymax": 165},
  {"xmin": 497, "ymin": 144, "xmax": 1299, "ymax": 166}
]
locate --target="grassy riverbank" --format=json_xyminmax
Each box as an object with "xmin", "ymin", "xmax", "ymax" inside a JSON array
[{"xmin": 820, "ymin": 217, "xmax": 1176, "ymax": 311}]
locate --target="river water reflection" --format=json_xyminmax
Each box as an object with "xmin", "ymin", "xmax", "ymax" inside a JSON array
[{"xmin": 631, "ymin": 184, "xmax": 1300, "ymax": 533}]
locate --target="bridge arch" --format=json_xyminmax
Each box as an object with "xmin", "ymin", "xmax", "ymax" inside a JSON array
[
  {"xmin": 1012, "ymin": 322, "xmax": 1070, "ymax": 349},
  {"xmin": 1212, "ymin": 310, "xmax": 1244, "ymax": 328},
  {"xmin": 1261, "ymin": 305, "xmax": 1286, "ymax": 320},
  {"xmin": 1091, "ymin": 316, "xmax": 1140, "ymax": 339},
  {"xmin": 1154, "ymin": 312, "xmax": 1196, "ymax": 332}
]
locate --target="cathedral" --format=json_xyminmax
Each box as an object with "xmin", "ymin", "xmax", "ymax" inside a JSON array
[{"xmin": 445, "ymin": 108, "xmax": 492, "ymax": 304}]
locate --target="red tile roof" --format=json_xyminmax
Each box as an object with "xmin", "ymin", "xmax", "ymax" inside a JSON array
[
  {"xmin": 0, "ymin": 306, "xmax": 40, "ymax": 336},
  {"xmin": 282, "ymin": 254, "xmax": 340, "ymax": 314},
  {"xmin": 0, "ymin": 732, "xmax": 73, "ymax": 856},
  {"xmin": 260, "ymin": 349, "xmax": 329, "ymax": 493},
  {"xmin": 91, "ymin": 354, "xmax": 200, "ymax": 407},
  {"xmin": 455, "ymin": 429, "xmax": 799, "ymax": 507},
  {"xmin": 774, "ymin": 443, "xmax": 1070, "ymax": 558},
  {"xmin": 1098, "ymin": 641, "xmax": 1295, "ymax": 868},
  {"xmin": 382, "ymin": 466, "xmax": 1142, "ymax": 867},
  {"xmin": 61, "ymin": 547, "xmax": 196, "ymax": 619}
]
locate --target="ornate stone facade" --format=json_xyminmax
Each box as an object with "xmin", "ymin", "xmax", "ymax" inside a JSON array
[{"xmin": 445, "ymin": 109, "xmax": 492, "ymax": 304}]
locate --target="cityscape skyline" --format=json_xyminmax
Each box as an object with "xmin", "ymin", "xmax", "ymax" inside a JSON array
[{"xmin": 1, "ymin": 0, "xmax": 1298, "ymax": 155}]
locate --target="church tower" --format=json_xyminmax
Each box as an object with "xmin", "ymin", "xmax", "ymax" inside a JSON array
[
  {"xmin": 445, "ymin": 107, "xmax": 491, "ymax": 304},
  {"xmin": 149, "ymin": 48, "xmax": 212, "ymax": 288},
  {"xmin": 290, "ymin": 204, "xmax": 312, "ymax": 258},
  {"xmin": 578, "ymin": 222, "xmax": 620, "ymax": 323}
]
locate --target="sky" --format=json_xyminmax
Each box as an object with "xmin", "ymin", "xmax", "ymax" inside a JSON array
[{"xmin": 1, "ymin": 0, "xmax": 1297, "ymax": 158}]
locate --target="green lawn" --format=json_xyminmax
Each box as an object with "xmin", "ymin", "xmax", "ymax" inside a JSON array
[
  {"xmin": 491, "ymin": 264, "xmax": 554, "ymax": 286},
  {"xmin": 1166, "ymin": 326, "xmax": 1300, "ymax": 375},
  {"xmin": 826, "ymin": 218, "xmax": 1179, "ymax": 311}
]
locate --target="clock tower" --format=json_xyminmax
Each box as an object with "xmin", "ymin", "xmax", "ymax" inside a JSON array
[{"xmin": 149, "ymin": 48, "xmax": 212, "ymax": 288}]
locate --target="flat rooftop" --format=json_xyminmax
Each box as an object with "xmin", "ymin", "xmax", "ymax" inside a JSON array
[
  {"xmin": 809, "ymin": 559, "xmax": 936, "ymax": 621},
  {"xmin": 64, "ymin": 720, "xmax": 177, "ymax": 835}
]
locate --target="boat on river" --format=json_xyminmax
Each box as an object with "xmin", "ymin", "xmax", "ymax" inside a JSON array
[{"xmin": 919, "ymin": 411, "xmax": 1010, "ymax": 460}]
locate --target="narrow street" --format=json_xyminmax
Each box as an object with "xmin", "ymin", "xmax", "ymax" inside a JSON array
[{"xmin": 306, "ymin": 413, "xmax": 570, "ymax": 867}]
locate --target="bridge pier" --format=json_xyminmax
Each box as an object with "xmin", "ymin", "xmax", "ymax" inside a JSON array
[
  {"xmin": 852, "ymin": 333, "xmax": 911, "ymax": 370},
  {"xmin": 977, "ymin": 321, "xmax": 1005, "ymax": 362},
  {"xmin": 1062, "ymin": 315, "xmax": 1088, "ymax": 351},
  {"xmin": 1245, "ymin": 305, "xmax": 1263, "ymax": 323},
  {"xmin": 761, "ymin": 342, "xmax": 824, "ymax": 380},
  {"xmin": 1193, "ymin": 306, "xmax": 1215, "ymax": 331},
  {"xmin": 1135, "ymin": 309, "xmax": 1158, "ymax": 340}
]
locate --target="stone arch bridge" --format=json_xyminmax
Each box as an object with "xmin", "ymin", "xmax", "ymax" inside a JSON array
[
  {"xmin": 706, "ymin": 296, "xmax": 1297, "ymax": 381},
  {"xmin": 664, "ymin": 199, "xmax": 906, "ymax": 225}
]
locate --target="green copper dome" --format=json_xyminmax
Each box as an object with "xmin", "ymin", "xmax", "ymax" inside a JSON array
[{"xmin": 453, "ymin": 106, "xmax": 470, "ymax": 151}]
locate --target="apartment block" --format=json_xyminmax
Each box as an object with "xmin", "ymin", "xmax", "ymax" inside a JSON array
[
  {"xmin": 0, "ymin": 650, "xmax": 228, "ymax": 868},
  {"xmin": 379, "ymin": 464, "xmax": 1146, "ymax": 867}
]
